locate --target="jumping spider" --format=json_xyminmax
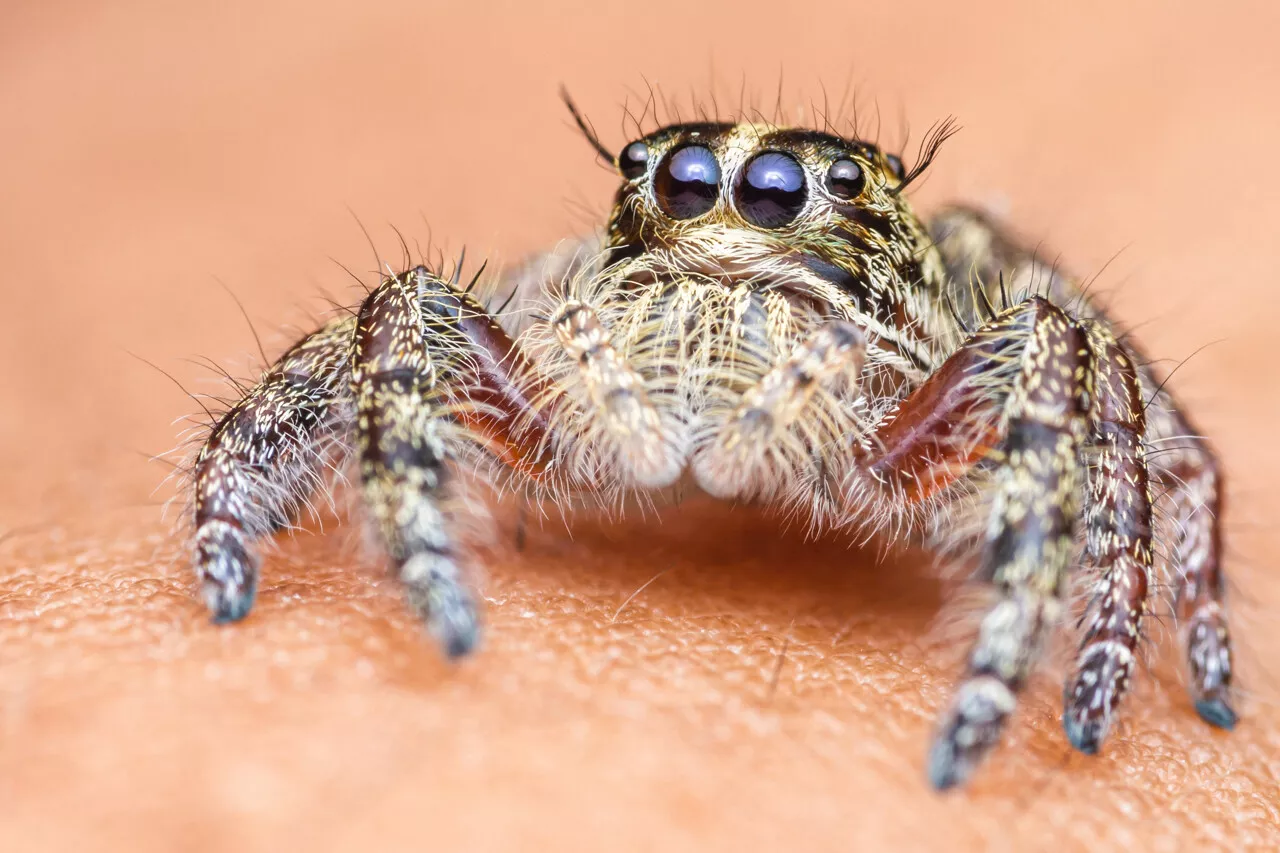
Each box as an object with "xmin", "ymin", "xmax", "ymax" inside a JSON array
[{"xmin": 187, "ymin": 93, "xmax": 1235, "ymax": 789}]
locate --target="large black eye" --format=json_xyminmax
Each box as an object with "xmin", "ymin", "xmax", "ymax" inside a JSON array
[
  {"xmin": 826, "ymin": 158, "xmax": 866, "ymax": 200},
  {"xmin": 619, "ymin": 141, "xmax": 649, "ymax": 180},
  {"xmin": 654, "ymin": 144, "xmax": 720, "ymax": 219},
  {"xmin": 738, "ymin": 151, "xmax": 807, "ymax": 228}
]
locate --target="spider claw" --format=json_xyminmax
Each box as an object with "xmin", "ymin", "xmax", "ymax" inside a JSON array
[
  {"xmin": 925, "ymin": 737, "xmax": 966, "ymax": 791},
  {"xmin": 1195, "ymin": 696, "xmax": 1238, "ymax": 730}
]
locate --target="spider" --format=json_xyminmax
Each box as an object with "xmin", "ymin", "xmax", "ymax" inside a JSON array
[{"xmin": 186, "ymin": 93, "xmax": 1235, "ymax": 789}]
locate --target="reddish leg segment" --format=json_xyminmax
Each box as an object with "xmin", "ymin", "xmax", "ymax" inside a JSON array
[
  {"xmin": 863, "ymin": 297, "xmax": 1092, "ymax": 789},
  {"xmin": 1062, "ymin": 324, "xmax": 1153, "ymax": 752},
  {"xmin": 929, "ymin": 205, "xmax": 1237, "ymax": 732},
  {"xmin": 191, "ymin": 265, "xmax": 560, "ymax": 648}
]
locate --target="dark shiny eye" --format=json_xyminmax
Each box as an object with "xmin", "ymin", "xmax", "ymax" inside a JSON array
[
  {"xmin": 826, "ymin": 158, "xmax": 866, "ymax": 200},
  {"xmin": 885, "ymin": 153, "xmax": 906, "ymax": 183},
  {"xmin": 619, "ymin": 140, "xmax": 649, "ymax": 180},
  {"xmin": 654, "ymin": 144, "xmax": 720, "ymax": 219},
  {"xmin": 737, "ymin": 151, "xmax": 807, "ymax": 228}
]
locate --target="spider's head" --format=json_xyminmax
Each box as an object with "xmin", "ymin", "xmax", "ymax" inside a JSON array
[{"xmin": 567, "ymin": 105, "xmax": 955, "ymax": 307}]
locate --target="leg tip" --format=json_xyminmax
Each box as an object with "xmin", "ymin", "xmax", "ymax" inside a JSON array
[
  {"xmin": 402, "ymin": 554, "xmax": 483, "ymax": 661},
  {"xmin": 925, "ymin": 676, "xmax": 1015, "ymax": 792},
  {"xmin": 425, "ymin": 592, "xmax": 482, "ymax": 661},
  {"xmin": 203, "ymin": 577, "xmax": 256, "ymax": 624},
  {"xmin": 1063, "ymin": 713, "xmax": 1106, "ymax": 755},
  {"xmin": 1195, "ymin": 697, "xmax": 1238, "ymax": 730},
  {"xmin": 439, "ymin": 620, "xmax": 482, "ymax": 660},
  {"xmin": 925, "ymin": 740, "xmax": 966, "ymax": 792}
]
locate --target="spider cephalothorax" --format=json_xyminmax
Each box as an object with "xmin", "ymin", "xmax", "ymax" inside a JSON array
[
  {"xmin": 185, "ymin": 94, "xmax": 1236, "ymax": 790},
  {"xmin": 601, "ymin": 120, "xmax": 946, "ymax": 372}
]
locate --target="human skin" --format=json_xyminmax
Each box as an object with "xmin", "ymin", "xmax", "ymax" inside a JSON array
[{"xmin": 2, "ymin": 1, "xmax": 1279, "ymax": 850}]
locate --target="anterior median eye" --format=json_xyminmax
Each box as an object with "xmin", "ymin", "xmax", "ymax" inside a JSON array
[
  {"xmin": 655, "ymin": 144, "xmax": 720, "ymax": 219},
  {"xmin": 738, "ymin": 151, "xmax": 807, "ymax": 228},
  {"xmin": 826, "ymin": 158, "xmax": 865, "ymax": 200}
]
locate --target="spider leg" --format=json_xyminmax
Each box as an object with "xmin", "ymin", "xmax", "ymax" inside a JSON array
[
  {"xmin": 350, "ymin": 267, "xmax": 484, "ymax": 657},
  {"xmin": 192, "ymin": 317, "xmax": 355, "ymax": 621},
  {"xmin": 931, "ymin": 205, "xmax": 1237, "ymax": 729},
  {"xmin": 1153, "ymin": 393, "xmax": 1234, "ymax": 728},
  {"xmin": 350, "ymin": 264, "xmax": 569, "ymax": 657},
  {"xmin": 1062, "ymin": 323, "xmax": 1153, "ymax": 753},
  {"xmin": 192, "ymin": 258, "xmax": 561, "ymax": 644},
  {"xmin": 858, "ymin": 297, "xmax": 1092, "ymax": 789}
]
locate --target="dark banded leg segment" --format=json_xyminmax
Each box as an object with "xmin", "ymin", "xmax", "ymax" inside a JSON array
[
  {"xmin": 352, "ymin": 268, "xmax": 479, "ymax": 658},
  {"xmin": 192, "ymin": 317, "xmax": 355, "ymax": 621},
  {"xmin": 1062, "ymin": 325, "xmax": 1154, "ymax": 752},
  {"xmin": 917, "ymin": 299, "xmax": 1091, "ymax": 790},
  {"xmin": 930, "ymin": 205, "xmax": 1238, "ymax": 731},
  {"xmin": 1160, "ymin": 413, "xmax": 1236, "ymax": 729}
]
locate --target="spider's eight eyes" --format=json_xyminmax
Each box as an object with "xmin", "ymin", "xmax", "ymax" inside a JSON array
[
  {"xmin": 619, "ymin": 141, "xmax": 649, "ymax": 180},
  {"xmin": 826, "ymin": 158, "xmax": 866, "ymax": 200},
  {"xmin": 655, "ymin": 144, "xmax": 720, "ymax": 219},
  {"xmin": 738, "ymin": 151, "xmax": 807, "ymax": 228}
]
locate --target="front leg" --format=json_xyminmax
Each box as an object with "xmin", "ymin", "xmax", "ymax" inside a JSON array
[
  {"xmin": 191, "ymin": 258, "xmax": 563, "ymax": 651},
  {"xmin": 350, "ymin": 267, "xmax": 481, "ymax": 657},
  {"xmin": 192, "ymin": 317, "xmax": 355, "ymax": 621},
  {"xmin": 348, "ymin": 264, "xmax": 571, "ymax": 657},
  {"xmin": 858, "ymin": 297, "xmax": 1093, "ymax": 789}
]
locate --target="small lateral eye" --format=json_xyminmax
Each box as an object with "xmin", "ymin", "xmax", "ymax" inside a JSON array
[
  {"xmin": 885, "ymin": 153, "xmax": 906, "ymax": 183},
  {"xmin": 619, "ymin": 140, "xmax": 649, "ymax": 180},
  {"xmin": 738, "ymin": 151, "xmax": 807, "ymax": 228},
  {"xmin": 826, "ymin": 158, "xmax": 865, "ymax": 200},
  {"xmin": 655, "ymin": 144, "xmax": 721, "ymax": 219}
]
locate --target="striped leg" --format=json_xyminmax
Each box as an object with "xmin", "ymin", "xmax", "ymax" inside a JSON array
[
  {"xmin": 922, "ymin": 298, "xmax": 1091, "ymax": 790},
  {"xmin": 1155, "ymin": 402, "xmax": 1235, "ymax": 728},
  {"xmin": 352, "ymin": 267, "xmax": 479, "ymax": 658},
  {"xmin": 930, "ymin": 205, "xmax": 1237, "ymax": 730},
  {"xmin": 1062, "ymin": 324, "xmax": 1154, "ymax": 752},
  {"xmin": 192, "ymin": 317, "xmax": 354, "ymax": 621}
]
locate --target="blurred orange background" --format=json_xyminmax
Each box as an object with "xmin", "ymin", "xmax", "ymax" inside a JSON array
[{"xmin": 2, "ymin": 1, "xmax": 1279, "ymax": 850}]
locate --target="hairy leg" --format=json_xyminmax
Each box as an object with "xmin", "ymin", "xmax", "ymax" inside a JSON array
[
  {"xmin": 350, "ymin": 266, "xmax": 480, "ymax": 657},
  {"xmin": 191, "ymin": 257, "xmax": 562, "ymax": 636},
  {"xmin": 1062, "ymin": 323, "xmax": 1154, "ymax": 752},
  {"xmin": 929, "ymin": 205, "xmax": 1236, "ymax": 728},
  {"xmin": 929, "ymin": 299, "xmax": 1089, "ymax": 789},
  {"xmin": 858, "ymin": 297, "xmax": 1092, "ymax": 788},
  {"xmin": 191, "ymin": 317, "xmax": 354, "ymax": 621},
  {"xmin": 849, "ymin": 297, "xmax": 1098, "ymax": 786}
]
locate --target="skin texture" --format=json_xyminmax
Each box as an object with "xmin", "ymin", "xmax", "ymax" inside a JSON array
[{"xmin": 2, "ymin": 1, "xmax": 1280, "ymax": 849}]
